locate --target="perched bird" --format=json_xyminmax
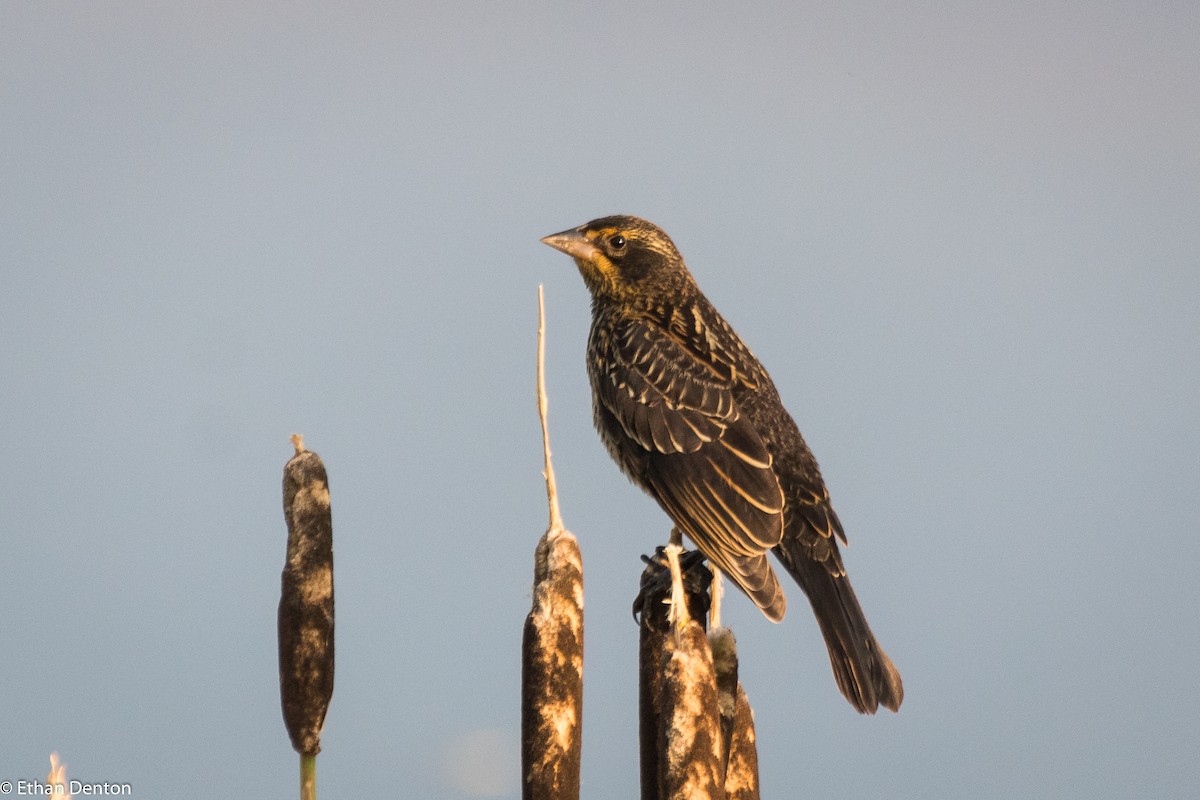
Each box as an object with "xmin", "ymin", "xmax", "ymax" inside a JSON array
[{"xmin": 541, "ymin": 215, "xmax": 903, "ymax": 713}]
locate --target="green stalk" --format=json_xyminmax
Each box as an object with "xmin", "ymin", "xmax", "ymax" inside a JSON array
[{"xmin": 300, "ymin": 753, "xmax": 317, "ymax": 800}]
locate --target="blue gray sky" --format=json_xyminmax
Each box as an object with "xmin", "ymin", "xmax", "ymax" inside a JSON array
[{"xmin": 3, "ymin": 3, "xmax": 1198, "ymax": 798}]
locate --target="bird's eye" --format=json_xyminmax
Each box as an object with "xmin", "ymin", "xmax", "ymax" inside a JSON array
[{"xmin": 608, "ymin": 234, "xmax": 627, "ymax": 251}]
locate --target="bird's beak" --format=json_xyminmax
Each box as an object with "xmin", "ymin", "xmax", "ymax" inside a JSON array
[{"xmin": 540, "ymin": 227, "xmax": 600, "ymax": 262}]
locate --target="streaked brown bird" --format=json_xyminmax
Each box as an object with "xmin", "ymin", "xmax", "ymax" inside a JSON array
[{"xmin": 541, "ymin": 215, "xmax": 903, "ymax": 713}]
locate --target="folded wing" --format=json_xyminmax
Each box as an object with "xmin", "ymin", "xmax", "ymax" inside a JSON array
[{"xmin": 595, "ymin": 316, "xmax": 789, "ymax": 620}]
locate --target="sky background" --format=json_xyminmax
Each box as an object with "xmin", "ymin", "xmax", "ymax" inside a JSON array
[{"xmin": 3, "ymin": 2, "xmax": 1198, "ymax": 798}]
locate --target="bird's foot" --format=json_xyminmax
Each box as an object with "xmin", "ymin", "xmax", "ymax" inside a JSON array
[{"xmin": 632, "ymin": 547, "xmax": 710, "ymax": 627}]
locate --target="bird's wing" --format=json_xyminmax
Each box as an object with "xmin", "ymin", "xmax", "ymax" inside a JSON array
[{"xmin": 596, "ymin": 316, "xmax": 787, "ymax": 562}]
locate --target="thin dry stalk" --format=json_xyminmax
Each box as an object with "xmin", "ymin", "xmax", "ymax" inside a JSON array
[{"xmin": 521, "ymin": 286, "xmax": 584, "ymax": 800}]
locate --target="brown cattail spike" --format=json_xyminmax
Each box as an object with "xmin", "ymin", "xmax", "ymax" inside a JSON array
[
  {"xmin": 722, "ymin": 681, "xmax": 761, "ymax": 800},
  {"xmin": 661, "ymin": 620, "xmax": 727, "ymax": 800},
  {"xmin": 636, "ymin": 548, "xmax": 722, "ymax": 800},
  {"xmin": 279, "ymin": 437, "xmax": 335, "ymax": 758},
  {"xmin": 708, "ymin": 626, "xmax": 760, "ymax": 799}
]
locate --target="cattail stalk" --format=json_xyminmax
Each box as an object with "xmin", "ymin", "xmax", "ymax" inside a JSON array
[
  {"xmin": 279, "ymin": 434, "xmax": 335, "ymax": 800},
  {"xmin": 637, "ymin": 550, "xmax": 762, "ymax": 799},
  {"xmin": 661, "ymin": 620, "xmax": 727, "ymax": 800},
  {"xmin": 521, "ymin": 286, "xmax": 584, "ymax": 800},
  {"xmin": 709, "ymin": 627, "xmax": 760, "ymax": 800},
  {"xmin": 637, "ymin": 550, "xmax": 724, "ymax": 799}
]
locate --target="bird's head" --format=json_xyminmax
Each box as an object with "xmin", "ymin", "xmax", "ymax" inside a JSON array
[{"xmin": 540, "ymin": 215, "xmax": 693, "ymax": 307}]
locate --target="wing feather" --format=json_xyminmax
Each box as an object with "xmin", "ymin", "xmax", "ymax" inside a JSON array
[{"xmin": 594, "ymin": 316, "xmax": 787, "ymax": 606}]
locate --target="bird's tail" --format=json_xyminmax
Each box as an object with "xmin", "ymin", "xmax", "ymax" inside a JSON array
[{"xmin": 776, "ymin": 543, "xmax": 904, "ymax": 714}]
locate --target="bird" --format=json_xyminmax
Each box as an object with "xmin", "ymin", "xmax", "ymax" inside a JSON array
[{"xmin": 540, "ymin": 215, "xmax": 903, "ymax": 713}]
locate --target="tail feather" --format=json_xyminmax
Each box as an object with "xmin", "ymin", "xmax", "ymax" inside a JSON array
[{"xmin": 775, "ymin": 539, "xmax": 903, "ymax": 714}]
